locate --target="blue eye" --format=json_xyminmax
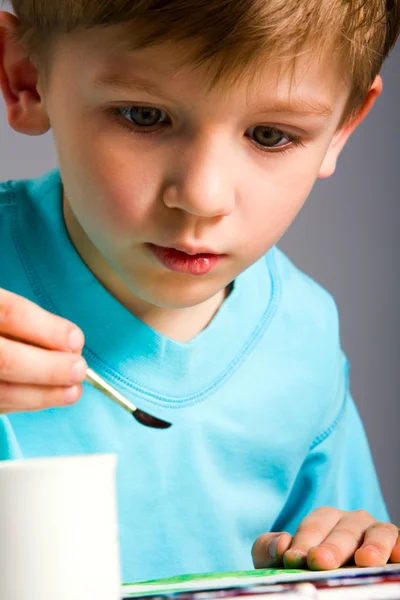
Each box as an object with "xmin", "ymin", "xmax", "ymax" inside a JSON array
[{"xmin": 119, "ymin": 106, "xmax": 169, "ymax": 127}]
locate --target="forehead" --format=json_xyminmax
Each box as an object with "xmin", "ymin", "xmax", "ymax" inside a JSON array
[{"xmin": 50, "ymin": 24, "xmax": 348, "ymax": 111}]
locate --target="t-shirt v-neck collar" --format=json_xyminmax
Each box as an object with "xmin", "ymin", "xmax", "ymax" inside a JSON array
[{"xmin": 16, "ymin": 169, "xmax": 277, "ymax": 406}]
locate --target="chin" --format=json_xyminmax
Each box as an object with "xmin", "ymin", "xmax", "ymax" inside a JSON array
[
  {"xmin": 137, "ymin": 279, "xmax": 226, "ymax": 310},
  {"xmin": 149, "ymin": 291, "xmax": 220, "ymax": 310}
]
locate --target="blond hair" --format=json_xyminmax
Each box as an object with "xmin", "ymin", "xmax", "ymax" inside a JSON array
[{"xmin": 6, "ymin": 0, "xmax": 400, "ymax": 127}]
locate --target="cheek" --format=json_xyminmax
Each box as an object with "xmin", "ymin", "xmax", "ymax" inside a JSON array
[
  {"xmin": 90, "ymin": 160, "xmax": 153, "ymax": 234},
  {"xmin": 237, "ymin": 160, "xmax": 319, "ymax": 253},
  {"xmin": 59, "ymin": 131, "xmax": 158, "ymax": 238}
]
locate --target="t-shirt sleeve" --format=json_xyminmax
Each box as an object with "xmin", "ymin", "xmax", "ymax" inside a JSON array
[{"xmin": 272, "ymin": 372, "xmax": 390, "ymax": 534}]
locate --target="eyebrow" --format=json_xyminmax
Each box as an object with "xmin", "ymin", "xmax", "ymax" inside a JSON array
[
  {"xmin": 94, "ymin": 74, "xmax": 334, "ymax": 117},
  {"xmin": 93, "ymin": 74, "xmax": 170, "ymax": 99},
  {"xmin": 254, "ymin": 98, "xmax": 334, "ymax": 117}
]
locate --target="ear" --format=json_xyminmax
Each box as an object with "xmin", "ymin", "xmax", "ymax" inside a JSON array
[
  {"xmin": 0, "ymin": 11, "xmax": 50, "ymax": 135},
  {"xmin": 318, "ymin": 75, "xmax": 383, "ymax": 178}
]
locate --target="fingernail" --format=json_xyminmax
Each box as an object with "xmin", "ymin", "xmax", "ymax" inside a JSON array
[
  {"xmin": 362, "ymin": 545, "xmax": 380, "ymax": 553},
  {"xmin": 64, "ymin": 385, "xmax": 81, "ymax": 404},
  {"xmin": 68, "ymin": 328, "xmax": 84, "ymax": 352},
  {"xmin": 308, "ymin": 546, "xmax": 337, "ymax": 570},
  {"xmin": 361, "ymin": 545, "xmax": 385, "ymax": 559},
  {"xmin": 268, "ymin": 536, "xmax": 281, "ymax": 560},
  {"xmin": 284, "ymin": 548, "xmax": 308, "ymax": 569},
  {"xmin": 71, "ymin": 359, "xmax": 87, "ymax": 384}
]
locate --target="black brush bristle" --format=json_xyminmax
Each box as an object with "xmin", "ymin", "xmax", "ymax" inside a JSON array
[{"xmin": 132, "ymin": 409, "xmax": 172, "ymax": 429}]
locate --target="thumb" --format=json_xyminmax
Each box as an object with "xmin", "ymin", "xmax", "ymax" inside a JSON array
[{"xmin": 252, "ymin": 532, "xmax": 292, "ymax": 568}]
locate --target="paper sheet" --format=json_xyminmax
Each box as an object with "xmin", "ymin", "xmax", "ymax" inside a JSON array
[{"xmin": 122, "ymin": 564, "xmax": 400, "ymax": 598}]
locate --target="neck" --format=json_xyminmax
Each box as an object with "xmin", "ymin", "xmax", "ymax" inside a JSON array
[{"xmin": 131, "ymin": 288, "xmax": 228, "ymax": 342}]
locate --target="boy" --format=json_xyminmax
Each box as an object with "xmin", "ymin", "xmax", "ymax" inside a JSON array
[{"xmin": 0, "ymin": 0, "xmax": 399, "ymax": 585}]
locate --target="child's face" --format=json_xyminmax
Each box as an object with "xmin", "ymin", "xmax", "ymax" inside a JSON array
[{"xmin": 36, "ymin": 27, "xmax": 359, "ymax": 310}]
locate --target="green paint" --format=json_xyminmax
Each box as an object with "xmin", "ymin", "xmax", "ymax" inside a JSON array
[
  {"xmin": 136, "ymin": 568, "xmax": 303, "ymax": 586},
  {"xmin": 123, "ymin": 568, "xmax": 306, "ymax": 597}
]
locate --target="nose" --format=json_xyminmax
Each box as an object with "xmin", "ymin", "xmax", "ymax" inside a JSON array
[{"xmin": 163, "ymin": 135, "xmax": 236, "ymax": 218}]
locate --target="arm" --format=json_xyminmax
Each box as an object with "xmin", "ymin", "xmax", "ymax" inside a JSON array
[
  {"xmin": 252, "ymin": 364, "xmax": 399, "ymax": 569},
  {"xmin": 274, "ymin": 386, "xmax": 389, "ymax": 531}
]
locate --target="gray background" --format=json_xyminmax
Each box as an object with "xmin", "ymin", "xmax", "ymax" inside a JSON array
[{"xmin": 1, "ymin": 1, "xmax": 399, "ymax": 523}]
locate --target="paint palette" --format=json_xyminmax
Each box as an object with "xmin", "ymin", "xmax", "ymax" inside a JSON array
[{"xmin": 122, "ymin": 564, "xmax": 400, "ymax": 599}]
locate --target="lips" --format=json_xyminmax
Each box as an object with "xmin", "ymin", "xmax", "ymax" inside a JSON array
[
  {"xmin": 148, "ymin": 243, "xmax": 223, "ymax": 276},
  {"xmin": 168, "ymin": 244, "xmax": 219, "ymax": 256}
]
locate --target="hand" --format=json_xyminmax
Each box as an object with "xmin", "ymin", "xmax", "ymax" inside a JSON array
[
  {"xmin": 0, "ymin": 288, "xmax": 87, "ymax": 413},
  {"xmin": 252, "ymin": 506, "xmax": 400, "ymax": 570}
]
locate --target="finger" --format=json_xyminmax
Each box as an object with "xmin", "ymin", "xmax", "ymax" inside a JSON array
[
  {"xmin": 0, "ymin": 336, "xmax": 87, "ymax": 386},
  {"xmin": 354, "ymin": 522, "xmax": 399, "ymax": 567},
  {"xmin": 307, "ymin": 510, "xmax": 375, "ymax": 570},
  {"xmin": 389, "ymin": 532, "xmax": 400, "ymax": 563},
  {"xmin": 0, "ymin": 381, "xmax": 83, "ymax": 413},
  {"xmin": 0, "ymin": 289, "xmax": 84, "ymax": 351},
  {"xmin": 252, "ymin": 532, "xmax": 292, "ymax": 568},
  {"xmin": 283, "ymin": 507, "xmax": 342, "ymax": 569}
]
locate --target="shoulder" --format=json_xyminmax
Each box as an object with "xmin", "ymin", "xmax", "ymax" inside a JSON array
[
  {"xmin": 270, "ymin": 246, "xmax": 340, "ymax": 348},
  {"xmin": 0, "ymin": 168, "xmax": 61, "ymax": 211},
  {"xmin": 0, "ymin": 168, "xmax": 62, "ymax": 245},
  {"xmin": 266, "ymin": 247, "xmax": 346, "ymax": 432},
  {"xmin": 0, "ymin": 178, "xmax": 16, "ymax": 208},
  {"xmin": 0, "ymin": 175, "xmax": 31, "ymax": 205},
  {"xmin": 0, "ymin": 169, "xmax": 62, "ymax": 296}
]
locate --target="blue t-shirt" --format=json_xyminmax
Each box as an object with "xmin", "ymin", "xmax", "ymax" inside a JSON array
[{"xmin": 0, "ymin": 169, "xmax": 389, "ymax": 583}]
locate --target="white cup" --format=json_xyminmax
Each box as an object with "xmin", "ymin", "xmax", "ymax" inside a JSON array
[{"xmin": 0, "ymin": 453, "xmax": 122, "ymax": 600}]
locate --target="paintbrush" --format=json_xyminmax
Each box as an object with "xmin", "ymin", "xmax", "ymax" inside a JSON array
[{"xmin": 86, "ymin": 368, "xmax": 172, "ymax": 429}]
